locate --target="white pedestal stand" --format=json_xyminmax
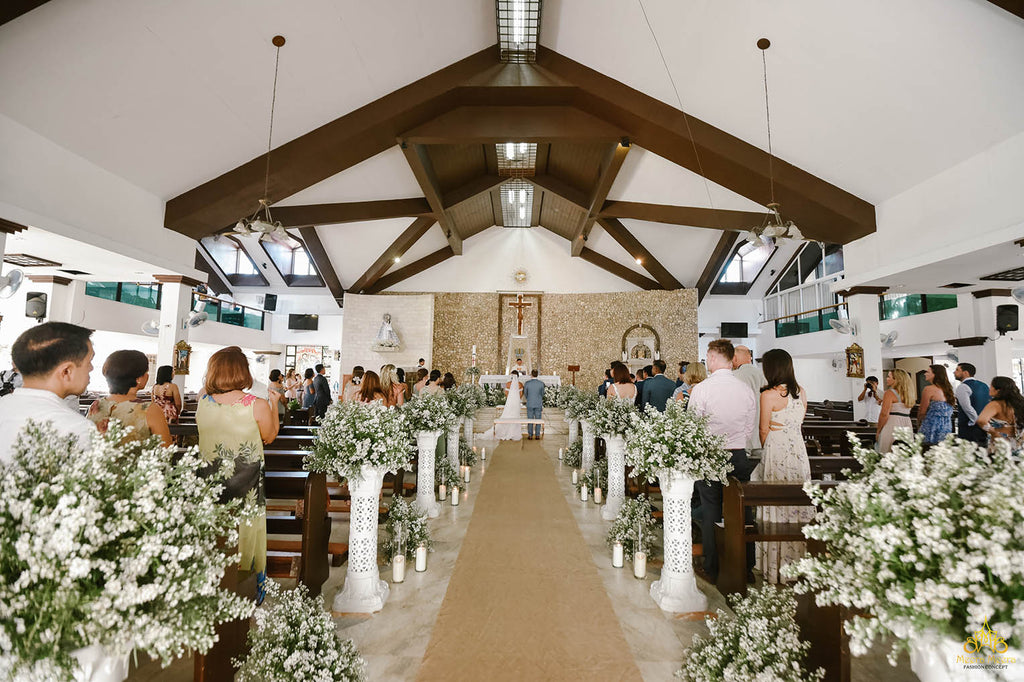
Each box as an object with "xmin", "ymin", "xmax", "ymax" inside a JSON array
[
  {"xmin": 415, "ymin": 431, "xmax": 442, "ymax": 518},
  {"xmin": 581, "ymin": 420, "xmax": 596, "ymax": 472},
  {"xmin": 650, "ymin": 468, "xmax": 707, "ymax": 613},
  {"xmin": 463, "ymin": 416, "xmax": 474, "ymax": 448},
  {"xmin": 447, "ymin": 420, "xmax": 461, "ymax": 473},
  {"xmin": 567, "ymin": 418, "xmax": 579, "ymax": 444},
  {"xmin": 334, "ymin": 465, "xmax": 390, "ymax": 613},
  {"xmin": 70, "ymin": 645, "xmax": 129, "ymax": 682},
  {"xmin": 601, "ymin": 434, "xmax": 626, "ymax": 521}
]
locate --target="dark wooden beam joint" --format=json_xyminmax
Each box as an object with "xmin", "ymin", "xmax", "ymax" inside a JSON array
[
  {"xmin": 595, "ymin": 217, "xmax": 681, "ymax": 289},
  {"xmin": 297, "ymin": 227, "xmax": 345, "ymax": 307},
  {"xmin": 400, "ymin": 141, "xmax": 462, "ymax": 255},
  {"xmin": 0, "ymin": 217, "xmax": 28, "ymax": 235},
  {"xmin": 971, "ymin": 288, "xmax": 1013, "ymax": 299},
  {"xmin": 836, "ymin": 286, "xmax": 889, "ymax": 298},
  {"xmin": 945, "ymin": 336, "xmax": 989, "ymax": 348},
  {"xmin": 153, "ymin": 274, "xmax": 206, "ymax": 288}
]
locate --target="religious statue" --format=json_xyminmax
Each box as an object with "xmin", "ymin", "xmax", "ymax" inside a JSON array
[{"xmin": 371, "ymin": 313, "xmax": 401, "ymax": 352}]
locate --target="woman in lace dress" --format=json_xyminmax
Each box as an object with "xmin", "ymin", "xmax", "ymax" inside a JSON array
[
  {"xmin": 877, "ymin": 369, "xmax": 916, "ymax": 452},
  {"xmin": 756, "ymin": 349, "xmax": 813, "ymax": 584},
  {"xmin": 605, "ymin": 362, "xmax": 636, "ymax": 401},
  {"xmin": 482, "ymin": 372, "xmax": 523, "ymax": 441}
]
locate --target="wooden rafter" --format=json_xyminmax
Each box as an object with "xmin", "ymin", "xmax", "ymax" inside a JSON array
[
  {"xmin": 599, "ymin": 201, "xmax": 767, "ymax": 232},
  {"xmin": 348, "ymin": 217, "xmax": 437, "ymax": 293},
  {"xmin": 526, "ymin": 174, "xmax": 589, "ymax": 212},
  {"xmin": 193, "ymin": 250, "xmax": 231, "ymax": 296},
  {"xmin": 579, "ymin": 247, "xmax": 661, "ymax": 290},
  {"xmin": 596, "ymin": 217, "xmax": 681, "ymax": 289},
  {"xmin": 696, "ymin": 232, "xmax": 738, "ymax": 302},
  {"xmin": 400, "ymin": 142, "xmax": 462, "ymax": 255},
  {"xmin": 400, "ymin": 106, "xmax": 624, "ymax": 144},
  {"xmin": 365, "ymin": 246, "xmax": 456, "ymax": 294},
  {"xmin": 986, "ymin": 0, "xmax": 1024, "ymax": 21},
  {"xmin": 441, "ymin": 175, "xmax": 504, "ymax": 212},
  {"xmin": 1, "ymin": 1, "xmax": 50, "ymax": 27},
  {"xmin": 272, "ymin": 199, "xmax": 433, "ymax": 227},
  {"xmin": 297, "ymin": 227, "xmax": 345, "ymax": 306},
  {"xmin": 570, "ymin": 141, "xmax": 630, "ymax": 256}
]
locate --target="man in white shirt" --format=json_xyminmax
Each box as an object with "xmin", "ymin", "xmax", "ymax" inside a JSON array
[
  {"xmin": 732, "ymin": 345, "xmax": 767, "ymax": 452},
  {"xmin": 857, "ymin": 375, "xmax": 883, "ymax": 424},
  {"xmin": 688, "ymin": 339, "xmax": 757, "ymax": 583},
  {"xmin": 0, "ymin": 322, "xmax": 96, "ymax": 464}
]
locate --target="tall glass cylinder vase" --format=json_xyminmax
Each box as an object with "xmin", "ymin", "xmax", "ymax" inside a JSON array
[
  {"xmin": 567, "ymin": 418, "xmax": 579, "ymax": 444},
  {"xmin": 464, "ymin": 416, "xmax": 474, "ymax": 448},
  {"xmin": 447, "ymin": 421, "xmax": 461, "ymax": 473},
  {"xmin": 70, "ymin": 645, "xmax": 129, "ymax": 682},
  {"xmin": 581, "ymin": 420, "xmax": 595, "ymax": 472},
  {"xmin": 601, "ymin": 434, "xmax": 626, "ymax": 521},
  {"xmin": 333, "ymin": 465, "xmax": 390, "ymax": 613},
  {"xmin": 650, "ymin": 468, "xmax": 707, "ymax": 613},
  {"xmin": 415, "ymin": 431, "xmax": 442, "ymax": 518}
]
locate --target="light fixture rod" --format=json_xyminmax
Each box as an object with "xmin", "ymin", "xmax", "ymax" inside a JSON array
[
  {"xmin": 262, "ymin": 36, "xmax": 285, "ymax": 204},
  {"xmin": 759, "ymin": 37, "xmax": 775, "ymax": 205}
]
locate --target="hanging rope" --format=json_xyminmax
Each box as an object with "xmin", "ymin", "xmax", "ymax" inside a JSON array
[
  {"xmin": 762, "ymin": 48, "xmax": 775, "ymax": 205},
  {"xmin": 262, "ymin": 42, "xmax": 283, "ymax": 203}
]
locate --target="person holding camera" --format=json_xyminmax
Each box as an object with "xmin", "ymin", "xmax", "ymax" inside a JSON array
[{"xmin": 858, "ymin": 375, "xmax": 883, "ymax": 424}]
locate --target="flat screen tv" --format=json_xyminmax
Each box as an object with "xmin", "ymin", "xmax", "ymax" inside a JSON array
[
  {"xmin": 288, "ymin": 314, "xmax": 319, "ymax": 331},
  {"xmin": 720, "ymin": 322, "xmax": 748, "ymax": 338}
]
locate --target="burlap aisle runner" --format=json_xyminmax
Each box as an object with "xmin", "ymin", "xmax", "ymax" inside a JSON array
[{"xmin": 417, "ymin": 440, "xmax": 642, "ymax": 681}]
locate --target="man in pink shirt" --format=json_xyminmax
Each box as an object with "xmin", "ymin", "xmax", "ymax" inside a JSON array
[{"xmin": 688, "ymin": 339, "xmax": 757, "ymax": 583}]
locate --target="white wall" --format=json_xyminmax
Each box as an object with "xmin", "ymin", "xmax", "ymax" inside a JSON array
[
  {"xmin": 340, "ymin": 293, "xmax": 433, "ymax": 376},
  {"xmin": 697, "ymin": 295, "xmax": 765, "ymax": 359},
  {"xmin": 791, "ymin": 357, "xmax": 850, "ymax": 404},
  {"xmin": 268, "ymin": 313, "xmax": 343, "ymax": 348}
]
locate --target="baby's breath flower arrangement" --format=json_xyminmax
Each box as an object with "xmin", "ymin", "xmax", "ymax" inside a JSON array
[
  {"xmin": 453, "ymin": 383, "xmax": 482, "ymax": 417},
  {"xmin": 784, "ymin": 431, "xmax": 1024, "ymax": 662},
  {"xmin": 382, "ymin": 497, "xmax": 432, "ymax": 562},
  {"xmin": 458, "ymin": 437, "xmax": 478, "ymax": 467},
  {"xmin": 676, "ymin": 585, "xmax": 824, "ymax": 682},
  {"xmin": 445, "ymin": 388, "xmax": 470, "ymax": 421},
  {"xmin": 482, "ymin": 383, "xmax": 506, "ymax": 407},
  {"xmin": 305, "ymin": 401, "xmax": 411, "ymax": 481},
  {"xmin": 576, "ymin": 457, "xmax": 608, "ymax": 495},
  {"xmin": 403, "ymin": 393, "xmax": 457, "ymax": 433},
  {"xmin": 605, "ymin": 495, "xmax": 658, "ymax": 557},
  {"xmin": 0, "ymin": 422, "xmax": 255, "ymax": 680},
  {"xmin": 562, "ymin": 439, "xmax": 583, "ymax": 468},
  {"xmin": 543, "ymin": 384, "xmax": 565, "ymax": 408},
  {"xmin": 563, "ymin": 387, "xmax": 598, "ymax": 422},
  {"xmin": 626, "ymin": 402, "xmax": 730, "ymax": 483},
  {"xmin": 589, "ymin": 396, "xmax": 638, "ymax": 438},
  {"xmin": 234, "ymin": 580, "xmax": 365, "ymax": 682},
  {"xmin": 435, "ymin": 453, "xmax": 460, "ymax": 491}
]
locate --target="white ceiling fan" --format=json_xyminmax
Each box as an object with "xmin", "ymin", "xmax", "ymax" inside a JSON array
[
  {"xmin": 829, "ymin": 318, "xmax": 857, "ymax": 335},
  {"xmin": 880, "ymin": 330, "xmax": 899, "ymax": 348},
  {"xmin": 141, "ymin": 320, "xmax": 160, "ymax": 336},
  {"xmin": 0, "ymin": 269, "xmax": 25, "ymax": 299},
  {"xmin": 1011, "ymin": 286, "xmax": 1024, "ymax": 306}
]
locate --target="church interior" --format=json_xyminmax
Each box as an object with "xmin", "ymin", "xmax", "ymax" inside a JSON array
[{"xmin": 1, "ymin": 1, "xmax": 1023, "ymax": 680}]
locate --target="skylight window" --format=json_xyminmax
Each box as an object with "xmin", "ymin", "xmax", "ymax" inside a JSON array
[
  {"xmin": 200, "ymin": 236, "xmax": 269, "ymax": 286},
  {"xmin": 260, "ymin": 234, "xmax": 324, "ymax": 286},
  {"xmin": 496, "ymin": 0, "xmax": 542, "ymax": 63},
  {"xmin": 497, "ymin": 141, "xmax": 537, "ymax": 177},
  {"xmin": 500, "ymin": 178, "xmax": 534, "ymax": 228}
]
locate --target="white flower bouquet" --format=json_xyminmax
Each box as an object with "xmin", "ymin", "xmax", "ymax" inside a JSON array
[
  {"xmin": 403, "ymin": 393, "xmax": 457, "ymax": 434},
  {"xmin": 458, "ymin": 437, "xmax": 478, "ymax": 467},
  {"xmin": 588, "ymin": 395, "xmax": 638, "ymax": 437},
  {"xmin": 576, "ymin": 457, "xmax": 608, "ymax": 494},
  {"xmin": 677, "ymin": 585, "xmax": 824, "ymax": 681},
  {"xmin": 234, "ymin": 580, "xmax": 365, "ymax": 682},
  {"xmin": 605, "ymin": 495, "xmax": 657, "ymax": 557},
  {"xmin": 0, "ymin": 422, "xmax": 255, "ymax": 680},
  {"xmin": 625, "ymin": 402, "xmax": 731, "ymax": 482},
  {"xmin": 435, "ymin": 453, "xmax": 460, "ymax": 490},
  {"xmin": 784, "ymin": 430, "xmax": 1024, "ymax": 662},
  {"xmin": 382, "ymin": 497, "xmax": 432, "ymax": 562},
  {"xmin": 563, "ymin": 387, "xmax": 598, "ymax": 422},
  {"xmin": 562, "ymin": 439, "xmax": 583, "ymax": 468},
  {"xmin": 305, "ymin": 401, "xmax": 411, "ymax": 481},
  {"xmin": 543, "ymin": 384, "xmax": 564, "ymax": 408},
  {"xmin": 482, "ymin": 383, "xmax": 506, "ymax": 407},
  {"xmin": 453, "ymin": 383, "xmax": 483, "ymax": 416}
]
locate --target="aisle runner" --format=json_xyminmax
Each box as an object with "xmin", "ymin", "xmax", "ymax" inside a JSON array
[{"xmin": 417, "ymin": 441, "xmax": 642, "ymax": 681}]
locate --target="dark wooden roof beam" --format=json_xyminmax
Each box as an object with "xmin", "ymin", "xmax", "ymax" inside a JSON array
[
  {"xmin": 365, "ymin": 246, "xmax": 456, "ymax": 294},
  {"xmin": 526, "ymin": 174, "xmax": 590, "ymax": 212},
  {"xmin": 570, "ymin": 140, "xmax": 630, "ymax": 257},
  {"xmin": 579, "ymin": 247, "xmax": 661, "ymax": 290},
  {"xmin": 348, "ymin": 216, "xmax": 437, "ymax": 293},
  {"xmin": 273, "ymin": 198, "xmax": 433, "ymax": 227},
  {"xmin": 599, "ymin": 201, "xmax": 767, "ymax": 232},
  {"xmin": 297, "ymin": 227, "xmax": 345, "ymax": 306},
  {"xmin": 400, "ymin": 106, "xmax": 624, "ymax": 144},
  {"xmin": 696, "ymin": 232, "xmax": 738, "ymax": 302},
  {"xmin": 400, "ymin": 142, "xmax": 462, "ymax": 255},
  {"xmin": 442, "ymin": 175, "xmax": 505, "ymax": 212},
  {"xmin": 596, "ymin": 217, "xmax": 682, "ymax": 289}
]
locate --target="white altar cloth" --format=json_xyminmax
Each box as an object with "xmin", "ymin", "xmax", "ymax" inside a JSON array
[{"xmin": 480, "ymin": 374, "xmax": 561, "ymax": 387}]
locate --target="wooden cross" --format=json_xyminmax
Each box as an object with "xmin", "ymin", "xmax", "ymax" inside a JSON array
[{"xmin": 508, "ymin": 293, "xmax": 532, "ymax": 335}]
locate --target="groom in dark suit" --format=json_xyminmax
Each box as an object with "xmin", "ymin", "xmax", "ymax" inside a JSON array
[
  {"xmin": 640, "ymin": 359, "xmax": 675, "ymax": 412},
  {"xmin": 523, "ymin": 370, "xmax": 546, "ymax": 440},
  {"xmin": 312, "ymin": 363, "xmax": 332, "ymax": 419}
]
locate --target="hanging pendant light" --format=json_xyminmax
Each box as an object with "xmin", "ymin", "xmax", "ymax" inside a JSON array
[{"xmin": 234, "ymin": 36, "xmax": 288, "ymax": 242}]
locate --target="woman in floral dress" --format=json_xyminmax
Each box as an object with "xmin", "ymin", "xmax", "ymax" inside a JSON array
[
  {"xmin": 756, "ymin": 348, "xmax": 813, "ymax": 583},
  {"xmin": 196, "ymin": 346, "xmax": 280, "ymax": 601},
  {"xmin": 88, "ymin": 350, "xmax": 172, "ymax": 446}
]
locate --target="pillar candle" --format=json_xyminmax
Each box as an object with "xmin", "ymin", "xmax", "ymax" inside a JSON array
[
  {"xmin": 580, "ymin": 484, "xmax": 588, "ymax": 502},
  {"xmin": 612, "ymin": 542, "xmax": 624, "ymax": 568},
  {"xmin": 392, "ymin": 554, "xmax": 406, "ymax": 583},
  {"xmin": 463, "ymin": 465, "xmax": 471, "ymax": 483},
  {"xmin": 415, "ymin": 546, "xmax": 427, "ymax": 572},
  {"xmin": 594, "ymin": 487, "xmax": 603, "ymax": 504},
  {"xmin": 438, "ymin": 484, "xmax": 446, "ymax": 501},
  {"xmin": 451, "ymin": 486, "xmax": 460, "ymax": 506},
  {"xmin": 571, "ymin": 469, "xmax": 578, "ymax": 484},
  {"xmin": 558, "ymin": 447, "xmax": 563, "ymax": 460},
  {"xmin": 481, "ymin": 447, "xmax": 487, "ymax": 460},
  {"xmin": 634, "ymin": 551, "xmax": 647, "ymax": 579}
]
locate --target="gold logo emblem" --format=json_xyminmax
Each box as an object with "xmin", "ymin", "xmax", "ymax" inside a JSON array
[{"xmin": 964, "ymin": 619, "xmax": 1009, "ymax": 655}]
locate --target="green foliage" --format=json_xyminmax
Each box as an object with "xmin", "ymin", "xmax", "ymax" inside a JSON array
[
  {"xmin": 562, "ymin": 439, "xmax": 583, "ymax": 468},
  {"xmin": 458, "ymin": 436, "xmax": 478, "ymax": 466},
  {"xmin": 605, "ymin": 494, "xmax": 658, "ymax": 557},
  {"xmin": 382, "ymin": 497, "xmax": 432, "ymax": 562}
]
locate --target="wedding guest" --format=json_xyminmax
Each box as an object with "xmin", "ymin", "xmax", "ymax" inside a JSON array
[
  {"xmin": 857, "ymin": 375, "xmax": 883, "ymax": 424},
  {"xmin": 674, "ymin": 363, "xmax": 707, "ymax": 402},
  {"xmin": 918, "ymin": 365, "xmax": 954, "ymax": 446},
  {"xmin": 676, "ymin": 361, "xmax": 689, "ymax": 389},
  {"xmin": 954, "ymin": 363, "xmax": 990, "ymax": 445},
  {"xmin": 196, "ymin": 346, "xmax": 280, "ymax": 602},
  {"xmin": 267, "ymin": 369, "xmax": 287, "ymax": 420},
  {"xmin": 976, "ymin": 376, "xmax": 1024, "ymax": 453},
  {"xmin": 633, "ymin": 367, "xmax": 646, "ymax": 408},
  {"xmin": 598, "ymin": 368, "xmax": 612, "ymax": 398},
  {"xmin": 283, "ymin": 368, "xmax": 300, "ymax": 401},
  {"xmin": 151, "ymin": 365, "xmax": 182, "ymax": 424},
  {"xmin": 877, "ymin": 369, "xmax": 915, "ymax": 452},
  {"xmin": 379, "ymin": 364, "xmax": 406, "ymax": 407},
  {"xmin": 396, "ymin": 367, "xmax": 406, "ymax": 385},
  {"xmin": 690, "ymin": 339, "xmax": 756, "ymax": 583},
  {"xmin": 88, "ymin": 350, "xmax": 172, "ymax": 446},
  {"xmin": 640, "ymin": 360, "xmax": 675, "ymax": 412},
  {"xmin": 301, "ymin": 368, "xmax": 316, "ymax": 409},
  {"xmin": 606, "ymin": 362, "xmax": 637, "ymax": 401},
  {"xmin": 356, "ymin": 370, "xmax": 387, "ymax": 403},
  {"xmin": 341, "ymin": 366, "xmax": 364, "ymax": 402},
  {"xmin": 733, "ymin": 345, "xmax": 767, "ymax": 453},
  {"xmin": 413, "ymin": 368, "xmax": 430, "ymax": 395},
  {"xmin": 422, "ymin": 369, "xmax": 444, "ymax": 396},
  {"xmin": 312, "ymin": 364, "xmax": 331, "ymax": 419},
  {"xmin": 756, "ymin": 349, "xmax": 812, "ymax": 583},
  {"xmin": 523, "ymin": 370, "xmax": 546, "ymax": 439},
  {"xmin": 441, "ymin": 372, "xmax": 457, "ymax": 391},
  {"xmin": 0, "ymin": 322, "xmax": 96, "ymax": 463}
]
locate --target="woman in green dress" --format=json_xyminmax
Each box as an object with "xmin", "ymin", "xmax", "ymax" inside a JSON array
[{"xmin": 196, "ymin": 346, "xmax": 281, "ymax": 602}]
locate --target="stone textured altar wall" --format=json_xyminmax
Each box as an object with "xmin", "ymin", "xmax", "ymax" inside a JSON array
[{"xmin": 432, "ymin": 293, "xmax": 501, "ymax": 378}]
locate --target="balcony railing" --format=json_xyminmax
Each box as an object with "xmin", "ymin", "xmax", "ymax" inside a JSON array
[
  {"xmin": 85, "ymin": 281, "xmax": 162, "ymax": 310},
  {"xmin": 878, "ymin": 293, "xmax": 957, "ymax": 320},
  {"xmin": 192, "ymin": 293, "xmax": 265, "ymax": 331},
  {"xmin": 772, "ymin": 303, "xmax": 848, "ymax": 338}
]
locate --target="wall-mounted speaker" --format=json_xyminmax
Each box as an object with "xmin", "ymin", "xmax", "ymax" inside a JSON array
[
  {"xmin": 996, "ymin": 304, "xmax": 1019, "ymax": 335},
  {"xmin": 263, "ymin": 293, "xmax": 277, "ymax": 311},
  {"xmin": 25, "ymin": 292, "xmax": 47, "ymax": 320}
]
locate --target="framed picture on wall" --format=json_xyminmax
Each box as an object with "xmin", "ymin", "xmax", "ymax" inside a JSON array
[
  {"xmin": 173, "ymin": 340, "xmax": 192, "ymax": 376},
  {"xmin": 845, "ymin": 343, "xmax": 865, "ymax": 378}
]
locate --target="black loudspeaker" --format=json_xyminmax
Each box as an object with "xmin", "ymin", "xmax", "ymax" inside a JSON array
[
  {"xmin": 263, "ymin": 293, "xmax": 277, "ymax": 311},
  {"xmin": 996, "ymin": 304, "xmax": 1019, "ymax": 335},
  {"xmin": 25, "ymin": 292, "xmax": 47, "ymax": 319}
]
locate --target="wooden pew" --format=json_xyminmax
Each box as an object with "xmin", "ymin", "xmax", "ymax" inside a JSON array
[
  {"xmin": 193, "ymin": 558, "xmax": 256, "ymax": 681},
  {"xmin": 263, "ymin": 471, "xmax": 337, "ymax": 596}
]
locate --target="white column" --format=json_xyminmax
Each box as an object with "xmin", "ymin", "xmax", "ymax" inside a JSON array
[
  {"xmin": 154, "ymin": 276, "xmax": 201, "ymax": 393},
  {"xmin": 567, "ymin": 418, "xmax": 579, "ymax": 443},
  {"xmin": 415, "ymin": 431, "xmax": 441, "ymax": 518},
  {"xmin": 463, "ymin": 416, "xmax": 474, "ymax": 447},
  {"xmin": 580, "ymin": 420, "xmax": 595, "ymax": 472},
  {"xmin": 601, "ymin": 434, "xmax": 627, "ymax": 521},
  {"xmin": 333, "ymin": 465, "xmax": 389, "ymax": 613},
  {"xmin": 447, "ymin": 420, "xmax": 461, "ymax": 472},
  {"xmin": 844, "ymin": 291, "xmax": 885, "ymax": 421},
  {"xmin": 650, "ymin": 469, "xmax": 707, "ymax": 613}
]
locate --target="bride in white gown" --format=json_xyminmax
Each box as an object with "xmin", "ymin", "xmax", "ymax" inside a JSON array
[{"xmin": 482, "ymin": 373, "xmax": 523, "ymax": 441}]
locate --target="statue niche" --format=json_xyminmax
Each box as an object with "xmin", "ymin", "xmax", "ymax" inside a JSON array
[{"xmin": 621, "ymin": 324, "xmax": 660, "ymax": 375}]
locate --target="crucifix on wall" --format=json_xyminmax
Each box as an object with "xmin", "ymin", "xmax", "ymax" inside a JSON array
[{"xmin": 508, "ymin": 293, "xmax": 532, "ymax": 335}]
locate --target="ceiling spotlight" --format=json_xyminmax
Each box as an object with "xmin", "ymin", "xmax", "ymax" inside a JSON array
[
  {"xmin": 394, "ymin": 257, "xmax": 401, "ymax": 264},
  {"xmin": 635, "ymin": 257, "xmax": 643, "ymax": 265}
]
